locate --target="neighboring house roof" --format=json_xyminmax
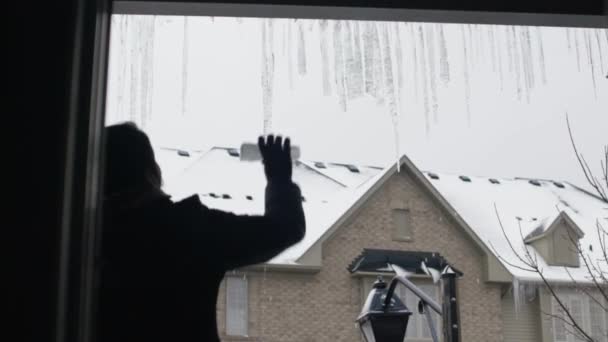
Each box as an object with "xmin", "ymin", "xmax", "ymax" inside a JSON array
[
  {"xmin": 427, "ymin": 173, "xmax": 607, "ymax": 284},
  {"xmin": 157, "ymin": 147, "xmax": 608, "ymax": 283}
]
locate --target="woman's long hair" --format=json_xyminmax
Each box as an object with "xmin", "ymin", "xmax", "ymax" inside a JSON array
[{"xmin": 104, "ymin": 122, "xmax": 162, "ymax": 199}]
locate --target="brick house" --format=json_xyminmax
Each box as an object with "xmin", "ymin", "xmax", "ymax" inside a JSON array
[{"xmin": 158, "ymin": 147, "xmax": 608, "ymax": 342}]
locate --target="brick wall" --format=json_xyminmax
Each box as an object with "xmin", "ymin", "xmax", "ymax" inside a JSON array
[{"xmin": 217, "ymin": 170, "xmax": 505, "ymax": 341}]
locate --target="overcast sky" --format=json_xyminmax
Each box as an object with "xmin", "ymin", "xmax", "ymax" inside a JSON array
[{"xmin": 106, "ymin": 16, "xmax": 607, "ymax": 191}]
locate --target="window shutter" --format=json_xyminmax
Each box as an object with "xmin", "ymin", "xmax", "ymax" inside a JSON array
[
  {"xmin": 392, "ymin": 209, "xmax": 413, "ymax": 241},
  {"xmin": 226, "ymin": 276, "xmax": 248, "ymax": 336}
]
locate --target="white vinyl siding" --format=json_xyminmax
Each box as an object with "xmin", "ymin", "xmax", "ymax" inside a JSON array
[
  {"xmin": 501, "ymin": 288, "xmax": 541, "ymax": 342},
  {"xmin": 226, "ymin": 276, "xmax": 248, "ymax": 337}
]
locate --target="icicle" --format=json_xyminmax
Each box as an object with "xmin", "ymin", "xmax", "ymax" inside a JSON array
[
  {"xmin": 387, "ymin": 26, "xmax": 402, "ymax": 173},
  {"xmin": 574, "ymin": 30, "xmax": 582, "ymax": 72},
  {"xmin": 495, "ymin": 26, "xmax": 504, "ymax": 90},
  {"xmin": 438, "ymin": 25, "xmax": 450, "ymax": 85},
  {"xmin": 460, "ymin": 26, "xmax": 471, "ymax": 125},
  {"xmin": 505, "ymin": 26, "xmax": 514, "ymax": 75},
  {"xmin": 375, "ymin": 23, "xmax": 399, "ymax": 170},
  {"xmin": 479, "ymin": 25, "xmax": 487, "ymax": 60},
  {"xmin": 319, "ymin": 20, "xmax": 331, "ymax": 96},
  {"xmin": 512, "ymin": 277, "xmax": 520, "ymax": 317},
  {"xmin": 566, "ymin": 28, "xmax": 572, "ymax": 51},
  {"xmin": 140, "ymin": 16, "xmax": 155, "ymax": 129},
  {"xmin": 511, "ymin": 27, "xmax": 523, "ymax": 101},
  {"xmin": 117, "ymin": 15, "xmax": 127, "ymax": 122},
  {"xmin": 475, "ymin": 25, "xmax": 483, "ymax": 60},
  {"xmin": 467, "ymin": 25, "xmax": 475, "ymax": 64},
  {"xmin": 393, "ymin": 115, "xmax": 401, "ymax": 173},
  {"xmin": 345, "ymin": 21, "xmax": 363, "ymax": 99},
  {"xmin": 595, "ymin": 30, "xmax": 605, "ymax": 75},
  {"xmin": 419, "ymin": 26, "xmax": 431, "ymax": 134},
  {"xmin": 333, "ymin": 21, "xmax": 347, "ymax": 111},
  {"xmin": 584, "ymin": 31, "xmax": 597, "ymax": 99},
  {"xmin": 393, "ymin": 23, "xmax": 405, "ymax": 90},
  {"xmin": 363, "ymin": 22, "xmax": 381, "ymax": 101},
  {"xmin": 427, "ymin": 25, "xmax": 439, "ymax": 123},
  {"xmin": 281, "ymin": 21, "xmax": 287, "ymax": 56},
  {"xmin": 358, "ymin": 21, "xmax": 367, "ymax": 96},
  {"xmin": 297, "ymin": 21, "xmax": 307, "ymax": 75},
  {"xmin": 380, "ymin": 24, "xmax": 397, "ymax": 118},
  {"xmin": 181, "ymin": 17, "xmax": 189, "ymax": 116},
  {"xmin": 488, "ymin": 26, "xmax": 497, "ymax": 72},
  {"xmin": 519, "ymin": 27, "xmax": 533, "ymax": 102},
  {"xmin": 261, "ymin": 20, "xmax": 275, "ymax": 133},
  {"xmin": 525, "ymin": 28, "xmax": 535, "ymax": 90},
  {"xmin": 287, "ymin": 21, "xmax": 294, "ymax": 89},
  {"xmin": 129, "ymin": 17, "xmax": 138, "ymax": 124},
  {"xmin": 535, "ymin": 27, "xmax": 547, "ymax": 85},
  {"xmin": 409, "ymin": 24, "xmax": 419, "ymax": 103},
  {"xmin": 352, "ymin": 22, "xmax": 364, "ymax": 98}
]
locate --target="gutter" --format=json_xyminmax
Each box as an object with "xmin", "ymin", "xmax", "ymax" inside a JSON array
[{"xmin": 243, "ymin": 263, "xmax": 322, "ymax": 274}]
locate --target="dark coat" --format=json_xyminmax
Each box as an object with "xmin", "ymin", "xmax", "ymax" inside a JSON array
[{"xmin": 98, "ymin": 182, "xmax": 305, "ymax": 342}]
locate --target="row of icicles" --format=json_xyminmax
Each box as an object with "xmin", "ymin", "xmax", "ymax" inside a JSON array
[{"xmin": 108, "ymin": 16, "xmax": 607, "ymax": 171}]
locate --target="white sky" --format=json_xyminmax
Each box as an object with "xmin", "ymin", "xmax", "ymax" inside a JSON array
[{"xmin": 106, "ymin": 16, "xmax": 607, "ymax": 191}]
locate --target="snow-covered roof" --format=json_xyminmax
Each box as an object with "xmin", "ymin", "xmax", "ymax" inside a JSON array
[
  {"xmin": 425, "ymin": 172, "xmax": 608, "ymax": 283},
  {"xmin": 155, "ymin": 146, "xmax": 383, "ymax": 264},
  {"xmin": 156, "ymin": 146, "xmax": 607, "ymax": 282}
]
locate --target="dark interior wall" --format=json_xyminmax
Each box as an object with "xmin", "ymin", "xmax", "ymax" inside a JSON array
[
  {"xmin": 15, "ymin": 0, "xmax": 104, "ymax": 341},
  {"xmin": 12, "ymin": 1, "xmax": 605, "ymax": 342},
  {"xmin": 15, "ymin": 1, "xmax": 78, "ymax": 341}
]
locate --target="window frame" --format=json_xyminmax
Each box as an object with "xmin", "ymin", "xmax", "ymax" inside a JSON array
[
  {"xmin": 65, "ymin": 2, "xmax": 607, "ymax": 342},
  {"xmin": 112, "ymin": 2, "xmax": 607, "ymax": 28}
]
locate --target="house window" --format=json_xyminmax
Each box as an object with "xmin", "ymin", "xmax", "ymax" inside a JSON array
[
  {"xmin": 392, "ymin": 209, "xmax": 413, "ymax": 241},
  {"xmin": 401, "ymin": 283, "xmax": 442, "ymax": 340},
  {"xmin": 226, "ymin": 276, "xmax": 248, "ymax": 337},
  {"xmin": 552, "ymin": 290, "xmax": 608, "ymax": 342},
  {"xmin": 362, "ymin": 278, "xmax": 440, "ymax": 341}
]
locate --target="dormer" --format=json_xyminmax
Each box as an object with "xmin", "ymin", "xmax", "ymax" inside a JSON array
[{"xmin": 524, "ymin": 211, "xmax": 584, "ymax": 267}]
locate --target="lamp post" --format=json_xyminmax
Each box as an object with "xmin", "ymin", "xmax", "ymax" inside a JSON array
[
  {"xmin": 356, "ymin": 277, "xmax": 412, "ymax": 342},
  {"xmin": 356, "ymin": 264, "xmax": 462, "ymax": 342}
]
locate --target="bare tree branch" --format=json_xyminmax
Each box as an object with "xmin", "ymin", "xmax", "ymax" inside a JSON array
[
  {"xmin": 563, "ymin": 228, "xmax": 608, "ymax": 303},
  {"xmin": 541, "ymin": 309, "xmax": 594, "ymax": 342},
  {"xmin": 563, "ymin": 267, "xmax": 608, "ymax": 312},
  {"xmin": 566, "ymin": 115, "xmax": 608, "ymax": 203},
  {"xmin": 494, "ymin": 202, "xmax": 596, "ymax": 341}
]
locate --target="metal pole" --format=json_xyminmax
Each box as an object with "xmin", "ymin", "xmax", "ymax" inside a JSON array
[
  {"xmin": 422, "ymin": 302, "xmax": 440, "ymax": 342},
  {"xmin": 384, "ymin": 275, "xmax": 442, "ymax": 314},
  {"xmin": 442, "ymin": 272, "xmax": 460, "ymax": 342}
]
